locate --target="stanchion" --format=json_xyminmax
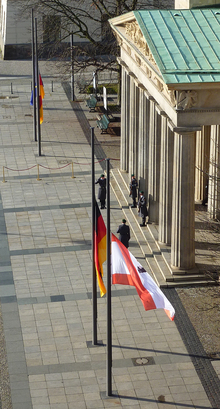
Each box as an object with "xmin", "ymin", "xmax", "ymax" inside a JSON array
[
  {"xmin": 71, "ymin": 162, "xmax": 75, "ymax": 178},
  {"xmin": 2, "ymin": 167, "xmax": 6, "ymax": 183},
  {"xmin": 52, "ymin": 81, "xmax": 54, "ymax": 92},
  {"xmin": 36, "ymin": 164, "xmax": 41, "ymax": 181}
]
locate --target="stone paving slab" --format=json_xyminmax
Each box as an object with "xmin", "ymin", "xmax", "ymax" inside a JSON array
[{"xmin": 0, "ymin": 62, "xmax": 218, "ymax": 409}]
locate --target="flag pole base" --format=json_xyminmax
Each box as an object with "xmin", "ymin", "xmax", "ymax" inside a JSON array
[
  {"xmin": 100, "ymin": 391, "xmax": 119, "ymax": 400},
  {"xmin": 86, "ymin": 340, "xmax": 104, "ymax": 348}
]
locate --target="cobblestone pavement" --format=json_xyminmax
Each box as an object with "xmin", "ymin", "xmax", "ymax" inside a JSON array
[{"xmin": 0, "ymin": 61, "xmax": 220, "ymax": 409}]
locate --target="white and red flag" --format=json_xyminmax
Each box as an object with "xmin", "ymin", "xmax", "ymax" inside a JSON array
[{"xmin": 111, "ymin": 234, "xmax": 175, "ymax": 321}]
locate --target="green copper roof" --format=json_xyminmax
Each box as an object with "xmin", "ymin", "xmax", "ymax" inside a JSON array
[{"xmin": 133, "ymin": 9, "xmax": 220, "ymax": 84}]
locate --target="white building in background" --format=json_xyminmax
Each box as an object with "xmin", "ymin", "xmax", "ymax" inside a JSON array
[
  {"xmin": 1, "ymin": 0, "xmax": 217, "ymax": 59},
  {"xmin": 0, "ymin": 0, "xmax": 32, "ymax": 59},
  {"xmin": 0, "ymin": 0, "xmax": 174, "ymax": 60}
]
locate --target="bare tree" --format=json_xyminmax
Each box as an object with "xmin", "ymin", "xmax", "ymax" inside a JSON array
[{"xmin": 18, "ymin": 0, "xmax": 174, "ymax": 78}]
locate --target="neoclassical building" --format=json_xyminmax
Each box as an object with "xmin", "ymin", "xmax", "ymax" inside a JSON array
[{"xmin": 110, "ymin": 1, "xmax": 220, "ymax": 271}]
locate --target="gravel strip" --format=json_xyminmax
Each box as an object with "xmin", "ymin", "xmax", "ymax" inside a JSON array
[{"xmin": 0, "ymin": 303, "xmax": 12, "ymax": 409}]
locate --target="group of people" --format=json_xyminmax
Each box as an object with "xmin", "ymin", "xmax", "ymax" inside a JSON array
[
  {"xmin": 95, "ymin": 173, "xmax": 148, "ymax": 248},
  {"xmin": 129, "ymin": 174, "xmax": 148, "ymax": 226}
]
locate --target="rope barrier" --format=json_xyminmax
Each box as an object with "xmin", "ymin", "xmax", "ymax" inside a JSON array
[
  {"xmin": 2, "ymin": 157, "xmax": 119, "ymax": 183},
  {"xmin": 2, "ymin": 163, "xmax": 73, "ymax": 183},
  {"xmin": 4, "ymin": 165, "xmax": 37, "ymax": 171},
  {"xmin": 71, "ymin": 158, "xmax": 119, "ymax": 165},
  {"xmin": 39, "ymin": 163, "xmax": 71, "ymax": 170}
]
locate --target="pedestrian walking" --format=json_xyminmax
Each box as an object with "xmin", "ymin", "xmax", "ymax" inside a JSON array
[
  {"xmin": 129, "ymin": 174, "xmax": 138, "ymax": 208},
  {"xmin": 95, "ymin": 174, "xmax": 106, "ymax": 209},
  {"xmin": 138, "ymin": 191, "xmax": 148, "ymax": 226},
  {"xmin": 117, "ymin": 219, "xmax": 130, "ymax": 248}
]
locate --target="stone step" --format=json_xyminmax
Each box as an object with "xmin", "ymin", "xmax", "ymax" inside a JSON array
[
  {"xmin": 120, "ymin": 208, "xmax": 165, "ymax": 287},
  {"xmin": 166, "ymin": 274, "xmax": 213, "ymax": 282},
  {"xmin": 110, "ymin": 168, "xmax": 216, "ymax": 288},
  {"xmin": 110, "ymin": 170, "xmax": 129, "ymax": 209},
  {"xmin": 161, "ymin": 280, "xmax": 217, "ymax": 288},
  {"xmin": 111, "ymin": 169, "xmax": 173, "ymax": 285}
]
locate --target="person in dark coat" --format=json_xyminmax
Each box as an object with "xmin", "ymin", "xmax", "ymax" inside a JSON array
[
  {"xmin": 117, "ymin": 219, "xmax": 130, "ymax": 248},
  {"xmin": 95, "ymin": 174, "xmax": 106, "ymax": 209},
  {"xmin": 129, "ymin": 174, "xmax": 138, "ymax": 208},
  {"xmin": 138, "ymin": 191, "xmax": 148, "ymax": 226}
]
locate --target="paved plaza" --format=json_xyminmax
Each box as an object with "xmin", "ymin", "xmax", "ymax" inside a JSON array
[{"xmin": 0, "ymin": 61, "xmax": 220, "ymax": 409}]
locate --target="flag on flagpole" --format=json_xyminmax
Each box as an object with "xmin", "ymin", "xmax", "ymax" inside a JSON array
[
  {"xmin": 30, "ymin": 86, "xmax": 36, "ymax": 106},
  {"xmin": 39, "ymin": 74, "xmax": 45, "ymax": 99},
  {"xmin": 39, "ymin": 74, "xmax": 44, "ymax": 124},
  {"xmin": 30, "ymin": 75, "xmax": 44, "ymax": 123},
  {"xmin": 39, "ymin": 95, "xmax": 43, "ymax": 124},
  {"xmin": 111, "ymin": 234, "xmax": 175, "ymax": 320},
  {"xmin": 30, "ymin": 90, "xmax": 34, "ymax": 106},
  {"xmin": 94, "ymin": 200, "xmax": 107, "ymax": 297}
]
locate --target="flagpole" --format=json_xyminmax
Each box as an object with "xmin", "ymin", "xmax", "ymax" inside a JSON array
[
  {"xmin": 35, "ymin": 17, "xmax": 41, "ymax": 156},
  {"xmin": 70, "ymin": 33, "xmax": 75, "ymax": 101},
  {"xmin": 106, "ymin": 158, "xmax": 112, "ymax": 396},
  {"xmin": 91, "ymin": 127, "xmax": 97, "ymax": 345},
  {"xmin": 31, "ymin": 9, "xmax": 37, "ymax": 142}
]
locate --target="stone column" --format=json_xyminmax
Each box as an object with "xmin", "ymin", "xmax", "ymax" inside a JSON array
[
  {"xmin": 171, "ymin": 127, "xmax": 200, "ymax": 270},
  {"xmin": 120, "ymin": 64, "xmax": 130, "ymax": 172},
  {"xmin": 195, "ymin": 126, "xmax": 210, "ymax": 202},
  {"xmin": 159, "ymin": 116, "xmax": 174, "ymax": 245},
  {"xmin": 129, "ymin": 74, "xmax": 139, "ymax": 176},
  {"xmin": 143, "ymin": 91, "xmax": 150, "ymax": 198},
  {"xmin": 138, "ymin": 85, "xmax": 149, "ymax": 195},
  {"xmin": 148, "ymin": 98, "xmax": 161, "ymax": 223},
  {"xmin": 128, "ymin": 74, "xmax": 135, "ymax": 176},
  {"xmin": 138, "ymin": 85, "xmax": 144, "ymax": 184},
  {"xmin": 208, "ymin": 125, "xmax": 220, "ymax": 220}
]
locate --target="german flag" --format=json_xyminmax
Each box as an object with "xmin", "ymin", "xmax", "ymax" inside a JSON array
[
  {"xmin": 39, "ymin": 74, "xmax": 45, "ymax": 100},
  {"xmin": 94, "ymin": 200, "xmax": 107, "ymax": 297},
  {"xmin": 39, "ymin": 74, "xmax": 44, "ymax": 124}
]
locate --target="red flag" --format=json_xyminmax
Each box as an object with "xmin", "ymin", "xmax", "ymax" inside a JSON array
[
  {"xmin": 39, "ymin": 95, "xmax": 43, "ymax": 124},
  {"xmin": 94, "ymin": 200, "xmax": 106, "ymax": 297},
  {"xmin": 39, "ymin": 74, "xmax": 45, "ymax": 99},
  {"xmin": 39, "ymin": 74, "xmax": 44, "ymax": 124},
  {"xmin": 111, "ymin": 234, "xmax": 175, "ymax": 320}
]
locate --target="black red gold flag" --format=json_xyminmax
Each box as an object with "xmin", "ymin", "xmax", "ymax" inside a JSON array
[{"xmin": 94, "ymin": 200, "xmax": 107, "ymax": 297}]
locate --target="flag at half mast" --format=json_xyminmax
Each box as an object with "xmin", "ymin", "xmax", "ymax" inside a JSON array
[
  {"xmin": 94, "ymin": 200, "xmax": 107, "ymax": 297},
  {"xmin": 39, "ymin": 74, "xmax": 44, "ymax": 124},
  {"xmin": 30, "ymin": 74, "xmax": 44, "ymax": 124},
  {"xmin": 39, "ymin": 74, "xmax": 45, "ymax": 99},
  {"xmin": 111, "ymin": 234, "xmax": 175, "ymax": 320}
]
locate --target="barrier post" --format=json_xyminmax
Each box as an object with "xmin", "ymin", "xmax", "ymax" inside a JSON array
[
  {"xmin": 2, "ymin": 166, "xmax": 5, "ymax": 183},
  {"xmin": 71, "ymin": 162, "xmax": 75, "ymax": 178},
  {"xmin": 36, "ymin": 164, "xmax": 41, "ymax": 180}
]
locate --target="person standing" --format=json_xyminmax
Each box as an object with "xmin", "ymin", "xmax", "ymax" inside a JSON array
[
  {"xmin": 95, "ymin": 174, "xmax": 106, "ymax": 209},
  {"xmin": 117, "ymin": 219, "xmax": 130, "ymax": 248},
  {"xmin": 129, "ymin": 174, "xmax": 138, "ymax": 208},
  {"xmin": 138, "ymin": 191, "xmax": 148, "ymax": 226}
]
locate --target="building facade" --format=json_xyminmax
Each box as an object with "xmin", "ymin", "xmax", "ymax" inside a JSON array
[{"xmin": 110, "ymin": 2, "xmax": 220, "ymax": 272}]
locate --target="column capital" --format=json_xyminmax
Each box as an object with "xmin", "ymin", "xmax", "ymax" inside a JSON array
[
  {"xmin": 171, "ymin": 126, "xmax": 202, "ymax": 134},
  {"xmin": 117, "ymin": 57, "xmax": 128, "ymax": 70},
  {"xmin": 136, "ymin": 82, "xmax": 146, "ymax": 91},
  {"xmin": 155, "ymin": 105, "xmax": 166, "ymax": 116},
  {"xmin": 128, "ymin": 71, "xmax": 137, "ymax": 79},
  {"xmin": 149, "ymin": 95, "xmax": 156, "ymax": 102},
  {"xmin": 144, "ymin": 89, "xmax": 150, "ymax": 99}
]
